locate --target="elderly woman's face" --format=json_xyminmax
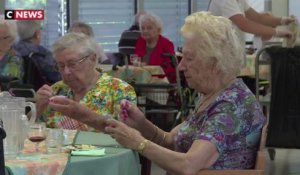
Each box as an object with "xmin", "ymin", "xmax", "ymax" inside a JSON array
[
  {"xmin": 55, "ymin": 48, "xmax": 96, "ymax": 90},
  {"xmin": 140, "ymin": 20, "xmax": 160, "ymax": 41},
  {"xmin": 0, "ymin": 24, "xmax": 14, "ymax": 53},
  {"xmin": 178, "ymin": 39, "xmax": 215, "ymax": 93}
]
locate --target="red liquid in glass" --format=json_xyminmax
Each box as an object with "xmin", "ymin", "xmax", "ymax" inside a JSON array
[{"xmin": 29, "ymin": 136, "xmax": 46, "ymax": 143}]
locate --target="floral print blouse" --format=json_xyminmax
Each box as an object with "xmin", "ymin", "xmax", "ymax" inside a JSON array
[
  {"xmin": 0, "ymin": 48, "xmax": 23, "ymax": 80},
  {"xmin": 174, "ymin": 79, "xmax": 266, "ymax": 169},
  {"xmin": 41, "ymin": 73, "xmax": 137, "ymax": 131}
]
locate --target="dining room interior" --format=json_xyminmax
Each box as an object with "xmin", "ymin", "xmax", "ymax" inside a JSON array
[{"xmin": 1, "ymin": 0, "xmax": 300, "ymax": 175}]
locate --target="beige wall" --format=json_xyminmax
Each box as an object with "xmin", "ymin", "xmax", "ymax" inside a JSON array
[{"xmin": 272, "ymin": 0, "xmax": 288, "ymax": 16}]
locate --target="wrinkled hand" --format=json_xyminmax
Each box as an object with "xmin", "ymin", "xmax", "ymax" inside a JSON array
[
  {"xmin": 119, "ymin": 99, "xmax": 146, "ymax": 129},
  {"xmin": 281, "ymin": 15, "xmax": 296, "ymax": 25},
  {"xmin": 36, "ymin": 85, "xmax": 54, "ymax": 115},
  {"xmin": 105, "ymin": 119, "xmax": 144, "ymax": 149},
  {"xmin": 48, "ymin": 95, "xmax": 81, "ymax": 119}
]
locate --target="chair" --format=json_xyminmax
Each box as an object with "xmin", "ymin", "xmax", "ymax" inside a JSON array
[
  {"xmin": 101, "ymin": 52, "xmax": 128, "ymax": 71},
  {"xmin": 22, "ymin": 52, "xmax": 51, "ymax": 91},
  {"xmin": 196, "ymin": 126, "xmax": 267, "ymax": 175},
  {"xmin": 118, "ymin": 30, "xmax": 141, "ymax": 57},
  {"xmin": 255, "ymin": 45, "xmax": 300, "ymax": 160},
  {"xmin": 0, "ymin": 119, "xmax": 6, "ymax": 175}
]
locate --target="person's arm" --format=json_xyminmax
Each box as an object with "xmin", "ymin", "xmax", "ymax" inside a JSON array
[
  {"xmin": 48, "ymin": 96, "xmax": 107, "ymax": 131},
  {"xmin": 230, "ymin": 14, "xmax": 276, "ymax": 39},
  {"xmin": 245, "ymin": 8, "xmax": 281, "ymax": 27},
  {"xmin": 36, "ymin": 84, "xmax": 55, "ymax": 117},
  {"xmin": 105, "ymin": 119, "xmax": 219, "ymax": 175}
]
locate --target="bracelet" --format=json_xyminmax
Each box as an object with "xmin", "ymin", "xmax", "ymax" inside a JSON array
[
  {"xmin": 150, "ymin": 125, "xmax": 158, "ymax": 141},
  {"xmin": 159, "ymin": 132, "xmax": 166, "ymax": 145},
  {"xmin": 137, "ymin": 139, "xmax": 149, "ymax": 154}
]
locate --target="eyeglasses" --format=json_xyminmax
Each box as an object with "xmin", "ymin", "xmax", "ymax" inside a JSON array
[{"xmin": 55, "ymin": 54, "xmax": 91, "ymax": 71}]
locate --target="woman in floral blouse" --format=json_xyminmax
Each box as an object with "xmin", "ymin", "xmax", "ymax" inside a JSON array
[
  {"xmin": 104, "ymin": 12, "xmax": 266, "ymax": 174},
  {"xmin": 0, "ymin": 15, "xmax": 23, "ymax": 90},
  {"xmin": 36, "ymin": 32, "xmax": 136, "ymax": 131}
]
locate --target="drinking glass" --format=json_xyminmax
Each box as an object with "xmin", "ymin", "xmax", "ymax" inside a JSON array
[
  {"xmin": 130, "ymin": 54, "xmax": 142, "ymax": 66},
  {"xmin": 27, "ymin": 122, "xmax": 47, "ymax": 152}
]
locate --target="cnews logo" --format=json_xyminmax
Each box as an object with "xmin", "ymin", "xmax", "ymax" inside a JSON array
[{"xmin": 5, "ymin": 10, "xmax": 44, "ymax": 20}]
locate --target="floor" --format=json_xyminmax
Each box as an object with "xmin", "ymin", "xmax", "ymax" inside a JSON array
[{"xmin": 150, "ymin": 148, "xmax": 300, "ymax": 175}]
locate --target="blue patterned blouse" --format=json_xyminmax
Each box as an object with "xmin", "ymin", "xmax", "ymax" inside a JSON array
[{"xmin": 175, "ymin": 79, "xmax": 266, "ymax": 169}]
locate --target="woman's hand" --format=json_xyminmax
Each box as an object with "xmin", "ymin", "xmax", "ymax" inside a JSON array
[
  {"xmin": 119, "ymin": 99, "xmax": 146, "ymax": 129},
  {"xmin": 36, "ymin": 85, "xmax": 54, "ymax": 116},
  {"xmin": 48, "ymin": 95, "xmax": 79, "ymax": 118},
  {"xmin": 105, "ymin": 119, "xmax": 145, "ymax": 149}
]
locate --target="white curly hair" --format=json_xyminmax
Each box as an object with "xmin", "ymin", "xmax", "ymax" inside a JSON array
[{"xmin": 180, "ymin": 11, "xmax": 244, "ymax": 76}]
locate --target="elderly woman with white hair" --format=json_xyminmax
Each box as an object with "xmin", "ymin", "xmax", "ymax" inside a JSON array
[
  {"xmin": 0, "ymin": 15, "xmax": 23, "ymax": 89},
  {"xmin": 134, "ymin": 12, "xmax": 176, "ymax": 83},
  {"xmin": 101, "ymin": 12, "xmax": 266, "ymax": 174},
  {"xmin": 36, "ymin": 32, "xmax": 136, "ymax": 131},
  {"xmin": 13, "ymin": 20, "xmax": 61, "ymax": 90}
]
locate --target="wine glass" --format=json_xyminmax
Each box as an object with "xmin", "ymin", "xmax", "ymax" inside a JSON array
[
  {"xmin": 27, "ymin": 122, "xmax": 47, "ymax": 153},
  {"xmin": 130, "ymin": 54, "xmax": 138, "ymax": 65}
]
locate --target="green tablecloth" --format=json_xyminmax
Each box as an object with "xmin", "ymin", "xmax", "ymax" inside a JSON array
[{"xmin": 62, "ymin": 132, "xmax": 141, "ymax": 175}]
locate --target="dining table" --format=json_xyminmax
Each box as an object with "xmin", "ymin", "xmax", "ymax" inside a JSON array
[
  {"xmin": 98, "ymin": 64, "xmax": 169, "ymax": 84},
  {"xmin": 240, "ymin": 54, "xmax": 269, "ymax": 80},
  {"xmin": 5, "ymin": 130, "xmax": 141, "ymax": 175}
]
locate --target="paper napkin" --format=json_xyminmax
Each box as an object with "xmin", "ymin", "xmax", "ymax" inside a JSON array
[{"xmin": 71, "ymin": 148, "xmax": 106, "ymax": 156}]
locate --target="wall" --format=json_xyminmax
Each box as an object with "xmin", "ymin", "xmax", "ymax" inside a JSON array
[{"xmin": 272, "ymin": 0, "xmax": 288, "ymax": 16}]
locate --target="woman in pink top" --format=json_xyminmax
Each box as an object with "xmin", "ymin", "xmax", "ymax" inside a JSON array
[{"xmin": 134, "ymin": 12, "xmax": 176, "ymax": 83}]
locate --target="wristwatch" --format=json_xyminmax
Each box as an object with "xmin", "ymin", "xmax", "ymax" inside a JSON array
[{"xmin": 137, "ymin": 139, "xmax": 149, "ymax": 154}]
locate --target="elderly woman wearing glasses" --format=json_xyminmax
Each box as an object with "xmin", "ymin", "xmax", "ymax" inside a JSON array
[{"xmin": 36, "ymin": 32, "xmax": 136, "ymax": 130}]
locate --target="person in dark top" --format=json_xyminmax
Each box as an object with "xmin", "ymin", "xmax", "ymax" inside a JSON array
[
  {"xmin": 118, "ymin": 11, "xmax": 145, "ymax": 56},
  {"xmin": 14, "ymin": 20, "xmax": 61, "ymax": 90}
]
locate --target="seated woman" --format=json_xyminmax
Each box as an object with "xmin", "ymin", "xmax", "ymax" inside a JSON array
[
  {"xmin": 14, "ymin": 20, "xmax": 61, "ymax": 90},
  {"xmin": 105, "ymin": 12, "xmax": 266, "ymax": 172},
  {"xmin": 47, "ymin": 12, "xmax": 265, "ymax": 173},
  {"xmin": 0, "ymin": 15, "xmax": 23, "ymax": 90},
  {"xmin": 36, "ymin": 32, "xmax": 136, "ymax": 131},
  {"xmin": 134, "ymin": 12, "xmax": 176, "ymax": 83}
]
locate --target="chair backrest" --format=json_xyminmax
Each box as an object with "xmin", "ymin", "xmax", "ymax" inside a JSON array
[
  {"xmin": 196, "ymin": 126, "xmax": 267, "ymax": 175},
  {"xmin": 118, "ymin": 30, "xmax": 141, "ymax": 57},
  {"xmin": 22, "ymin": 52, "xmax": 51, "ymax": 91},
  {"xmin": 0, "ymin": 119, "xmax": 6, "ymax": 175},
  {"xmin": 265, "ymin": 46, "xmax": 300, "ymax": 148}
]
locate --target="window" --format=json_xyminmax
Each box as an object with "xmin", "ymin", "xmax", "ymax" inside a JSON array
[
  {"xmin": 144, "ymin": 0, "xmax": 188, "ymax": 50},
  {"xmin": 196, "ymin": 0, "xmax": 210, "ymax": 11},
  {"xmin": 78, "ymin": 0, "xmax": 134, "ymax": 52}
]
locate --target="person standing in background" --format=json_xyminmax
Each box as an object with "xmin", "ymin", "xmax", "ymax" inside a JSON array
[{"xmin": 208, "ymin": 0, "xmax": 296, "ymax": 65}]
